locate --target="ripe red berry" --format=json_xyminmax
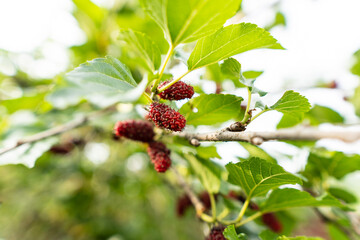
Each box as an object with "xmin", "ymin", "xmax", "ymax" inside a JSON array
[
  {"xmin": 147, "ymin": 102, "xmax": 186, "ymax": 132},
  {"xmin": 147, "ymin": 141, "xmax": 171, "ymax": 173},
  {"xmin": 113, "ymin": 120, "xmax": 155, "ymax": 142},
  {"xmin": 261, "ymin": 213, "xmax": 283, "ymax": 233},
  {"xmin": 206, "ymin": 226, "xmax": 226, "ymax": 240},
  {"xmin": 176, "ymin": 194, "xmax": 192, "ymax": 217},
  {"xmin": 158, "ymin": 81, "xmax": 194, "ymax": 100}
]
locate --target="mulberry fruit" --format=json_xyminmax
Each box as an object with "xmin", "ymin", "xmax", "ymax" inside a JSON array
[
  {"xmin": 158, "ymin": 81, "xmax": 194, "ymax": 100},
  {"xmin": 206, "ymin": 226, "xmax": 226, "ymax": 240},
  {"xmin": 261, "ymin": 213, "xmax": 282, "ymax": 233},
  {"xmin": 176, "ymin": 194, "xmax": 192, "ymax": 217},
  {"xmin": 114, "ymin": 120, "xmax": 155, "ymax": 142},
  {"xmin": 147, "ymin": 141, "xmax": 171, "ymax": 172},
  {"xmin": 147, "ymin": 102, "xmax": 186, "ymax": 132}
]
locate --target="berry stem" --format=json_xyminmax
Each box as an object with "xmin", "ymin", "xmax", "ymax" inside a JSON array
[
  {"xmin": 217, "ymin": 208, "xmax": 230, "ymax": 221},
  {"xmin": 158, "ymin": 70, "xmax": 191, "ymax": 93},
  {"xmin": 209, "ymin": 192, "xmax": 217, "ymax": 220},
  {"xmin": 200, "ymin": 213, "xmax": 216, "ymax": 223},
  {"xmin": 235, "ymin": 211, "xmax": 263, "ymax": 227},
  {"xmin": 142, "ymin": 92, "xmax": 153, "ymax": 103},
  {"xmin": 241, "ymin": 87, "xmax": 252, "ymax": 124},
  {"xmin": 151, "ymin": 44, "xmax": 175, "ymax": 93},
  {"xmin": 235, "ymin": 197, "xmax": 250, "ymax": 222}
]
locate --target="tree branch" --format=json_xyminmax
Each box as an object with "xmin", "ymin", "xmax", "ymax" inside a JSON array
[
  {"xmin": 0, "ymin": 106, "xmax": 115, "ymax": 156},
  {"xmin": 176, "ymin": 127, "xmax": 360, "ymax": 145},
  {"xmin": 171, "ymin": 167, "xmax": 206, "ymax": 217}
]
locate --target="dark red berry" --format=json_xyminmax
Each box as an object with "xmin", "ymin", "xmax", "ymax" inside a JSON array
[
  {"xmin": 199, "ymin": 191, "xmax": 212, "ymax": 211},
  {"xmin": 176, "ymin": 194, "xmax": 192, "ymax": 217},
  {"xmin": 158, "ymin": 81, "xmax": 194, "ymax": 100},
  {"xmin": 206, "ymin": 226, "xmax": 226, "ymax": 240},
  {"xmin": 147, "ymin": 102, "xmax": 186, "ymax": 132},
  {"xmin": 114, "ymin": 120, "xmax": 155, "ymax": 142},
  {"xmin": 262, "ymin": 213, "xmax": 283, "ymax": 233},
  {"xmin": 147, "ymin": 141, "xmax": 171, "ymax": 173}
]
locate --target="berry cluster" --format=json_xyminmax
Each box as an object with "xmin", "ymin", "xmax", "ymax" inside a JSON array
[
  {"xmin": 147, "ymin": 141, "xmax": 171, "ymax": 172},
  {"xmin": 113, "ymin": 120, "xmax": 172, "ymax": 173},
  {"xmin": 158, "ymin": 81, "xmax": 194, "ymax": 100},
  {"xmin": 147, "ymin": 102, "xmax": 186, "ymax": 132},
  {"xmin": 146, "ymin": 81, "xmax": 194, "ymax": 132},
  {"xmin": 206, "ymin": 226, "xmax": 226, "ymax": 240}
]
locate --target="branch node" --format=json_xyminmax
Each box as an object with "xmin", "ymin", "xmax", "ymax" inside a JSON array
[
  {"xmin": 251, "ymin": 136, "xmax": 263, "ymax": 145},
  {"xmin": 228, "ymin": 122, "xmax": 246, "ymax": 132},
  {"xmin": 190, "ymin": 138, "xmax": 201, "ymax": 147}
]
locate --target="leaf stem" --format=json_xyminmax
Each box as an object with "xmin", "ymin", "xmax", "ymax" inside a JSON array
[
  {"xmin": 235, "ymin": 197, "xmax": 250, "ymax": 222},
  {"xmin": 151, "ymin": 44, "xmax": 174, "ymax": 93},
  {"xmin": 241, "ymin": 88, "xmax": 252, "ymax": 124},
  {"xmin": 158, "ymin": 70, "xmax": 191, "ymax": 93},
  {"xmin": 217, "ymin": 208, "xmax": 230, "ymax": 221},
  {"xmin": 142, "ymin": 92, "xmax": 153, "ymax": 103},
  {"xmin": 209, "ymin": 192, "xmax": 217, "ymax": 220},
  {"xmin": 250, "ymin": 109, "xmax": 269, "ymax": 123},
  {"xmin": 235, "ymin": 211, "xmax": 262, "ymax": 227},
  {"xmin": 201, "ymin": 213, "xmax": 216, "ymax": 223}
]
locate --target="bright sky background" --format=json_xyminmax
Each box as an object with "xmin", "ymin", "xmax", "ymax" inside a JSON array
[{"xmin": 1, "ymin": 0, "xmax": 360, "ymax": 193}]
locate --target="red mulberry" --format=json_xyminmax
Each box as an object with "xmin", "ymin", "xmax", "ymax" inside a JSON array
[
  {"xmin": 147, "ymin": 102, "xmax": 186, "ymax": 132},
  {"xmin": 114, "ymin": 120, "xmax": 155, "ymax": 142},
  {"xmin": 147, "ymin": 141, "xmax": 171, "ymax": 173},
  {"xmin": 176, "ymin": 194, "xmax": 192, "ymax": 217},
  {"xmin": 158, "ymin": 81, "xmax": 194, "ymax": 100},
  {"xmin": 261, "ymin": 213, "xmax": 282, "ymax": 233},
  {"xmin": 206, "ymin": 226, "xmax": 226, "ymax": 240}
]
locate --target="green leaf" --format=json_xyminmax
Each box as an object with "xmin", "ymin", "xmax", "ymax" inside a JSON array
[
  {"xmin": 188, "ymin": 23, "xmax": 284, "ymax": 70},
  {"xmin": 261, "ymin": 188, "xmax": 349, "ymax": 213},
  {"xmin": 224, "ymin": 225, "xmax": 246, "ymax": 240},
  {"xmin": 259, "ymin": 230, "xmax": 279, "ymax": 240},
  {"xmin": 327, "ymin": 187, "xmax": 357, "ymax": 204},
  {"xmin": 180, "ymin": 94, "xmax": 243, "ymax": 126},
  {"xmin": 243, "ymin": 70, "xmax": 263, "ymax": 79},
  {"xmin": 303, "ymin": 150, "xmax": 360, "ymax": 181},
  {"xmin": 351, "ymin": 85, "xmax": 360, "ymax": 117},
  {"xmin": 270, "ymin": 91, "xmax": 311, "ymax": 117},
  {"xmin": 350, "ymin": 49, "xmax": 360, "ymax": 76},
  {"xmin": 277, "ymin": 112, "xmax": 304, "ymax": 129},
  {"xmin": 118, "ymin": 29, "xmax": 161, "ymax": 72},
  {"xmin": 2, "ymin": 93, "xmax": 52, "ymax": 114},
  {"xmin": 220, "ymin": 58, "xmax": 266, "ymax": 95},
  {"xmin": 226, "ymin": 158, "xmax": 302, "ymax": 198},
  {"xmin": 260, "ymin": 230, "xmax": 324, "ymax": 240},
  {"xmin": 196, "ymin": 146, "xmax": 221, "ymax": 159},
  {"xmin": 278, "ymin": 236, "xmax": 323, "ymax": 240},
  {"xmin": 238, "ymin": 142, "xmax": 276, "ymax": 164},
  {"xmin": 305, "ymin": 105, "xmax": 344, "ymax": 125},
  {"xmin": 140, "ymin": 0, "xmax": 242, "ymax": 45},
  {"xmin": 185, "ymin": 154, "xmax": 222, "ymax": 194},
  {"xmin": 0, "ymin": 137, "xmax": 58, "ymax": 168},
  {"xmin": 66, "ymin": 56, "xmax": 146, "ymax": 107}
]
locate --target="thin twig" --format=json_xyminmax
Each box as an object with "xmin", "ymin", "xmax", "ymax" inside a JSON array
[
  {"xmin": 171, "ymin": 166, "xmax": 206, "ymax": 217},
  {"xmin": 0, "ymin": 106, "xmax": 115, "ymax": 156},
  {"xmin": 176, "ymin": 127, "xmax": 360, "ymax": 145}
]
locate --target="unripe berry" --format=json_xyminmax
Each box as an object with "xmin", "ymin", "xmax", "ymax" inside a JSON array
[
  {"xmin": 113, "ymin": 120, "xmax": 155, "ymax": 142},
  {"xmin": 206, "ymin": 226, "xmax": 226, "ymax": 240},
  {"xmin": 158, "ymin": 81, "xmax": 194, "ymax": 100},
  {"xmin": 147, "ymin": 102, "xmax": 186, "ymax": 132},
  {"xmin": 147, "ymin": 141, "xmax": 171, "ymax": 173}
]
